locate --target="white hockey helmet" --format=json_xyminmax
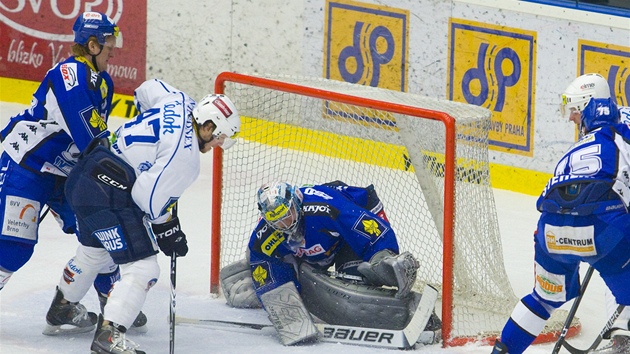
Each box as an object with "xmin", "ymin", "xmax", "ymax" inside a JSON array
[
  {"xmin": 192, "ymin": 94, "xmax": 241, "ymax": 150},
  {"xmin": 561, "ymin": 73, "xmax": 610, "ymax": 118}
]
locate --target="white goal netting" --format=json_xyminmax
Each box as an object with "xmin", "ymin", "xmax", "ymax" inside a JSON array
[{"xmin": 211, "ymin": 73, "xmax": 577, "ymax": 345}]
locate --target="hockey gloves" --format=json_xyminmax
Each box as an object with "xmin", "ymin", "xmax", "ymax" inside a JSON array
[
  {"xmin": 152, "ymin": 217, "xmax": 188, "ymax": 257},
  {"xmin": 357, "ymin": 250, "xmax": 420, "ymax": 299}
]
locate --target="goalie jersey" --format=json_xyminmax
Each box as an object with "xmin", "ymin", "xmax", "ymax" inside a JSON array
[
  {"xmin": 248, "ymin": 183, "xmax": 400, "ymax": 297},
  {"xmin": 109, "ymin": 79, "xmax": 199, "ymax": 221},
  {"xmin": 0, "ymin": 56, "xmax": 113, "ymax": 176}
]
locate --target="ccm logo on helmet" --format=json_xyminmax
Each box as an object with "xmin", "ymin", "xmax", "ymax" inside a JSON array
[
  {"xmin": 212, "ymin": 97, "xmax": 233, "ymax": 117},
  {"xmin": 97, "ymin": 173, "xmax": 128, "ymax": 190}
]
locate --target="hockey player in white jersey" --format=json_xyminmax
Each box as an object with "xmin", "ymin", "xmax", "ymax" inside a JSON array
[
  {"xmin": 52, "ymin": 79, "xmax": 240, "ymax": 354},
  {"xmin": 0, "ymin": 11, "xmax": 122, "ymax": 335},
  {"xmin": 559, "ymin": 73, "xmax": 630, "ymax": 353}
]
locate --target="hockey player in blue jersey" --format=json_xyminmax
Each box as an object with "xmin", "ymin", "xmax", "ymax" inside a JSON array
[
  {"xmin": 221, "ymin": 180, "xmax": 424, "ymax": 345},
  {"xmin": 0, "ymin": 11, "xmax": 121, "ymax": 334},
  {"xmin": 560, "ymin": 73, "xmax": 630, "ymax": 353},
  {"xmin": 491, "ymin": 97, "xmax": 630, "ymax": 354},
  {"xmin": 54, "ymin": 79, "xmax": 240, "ymax": 354}
]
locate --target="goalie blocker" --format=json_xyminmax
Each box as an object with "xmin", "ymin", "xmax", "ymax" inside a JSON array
[{"xmin": 219, "ymin": 259, "xmax": 441, "ymax": 347}]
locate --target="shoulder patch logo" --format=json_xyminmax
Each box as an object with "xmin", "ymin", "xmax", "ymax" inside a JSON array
[
  {"xmin": 352, "ymin": 212, "xmax": 390, "ymax": 243},
  {"xmin": 86, "ymin": 109, "xmax": 106, "ymax": 130},
  {"xmin": 60, "ymin": 63, "xmax": 78, "ymax": 91}
]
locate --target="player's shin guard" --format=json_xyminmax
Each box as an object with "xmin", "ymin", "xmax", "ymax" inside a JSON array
[
  {"xmin": 58, "ymin": 245, "xmax": 112, "ymax": 302},
  {"xmin": 500, "ymin": 294, "xmax": 552, "ymax": 354},
  {"xmin": 104, "ymin": 256, "xmax": 159, "ymax": 330},
  {"xmin": 94, "ymin": 266, "xmax": 148, "ymax": 332}
]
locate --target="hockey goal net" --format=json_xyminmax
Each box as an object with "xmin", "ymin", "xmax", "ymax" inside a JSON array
[{"xmin": 210, "ymin": 72, "xmax": 579, "ymax": 346}]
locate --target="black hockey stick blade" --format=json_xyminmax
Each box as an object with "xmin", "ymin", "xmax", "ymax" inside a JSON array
[
  {"xmin": 174, "ymin": 316, "xmax": 273, "ymax": 331},
  {"xmin": 561, "ymin": 304, "xmax": 626, "ymax": 354}
]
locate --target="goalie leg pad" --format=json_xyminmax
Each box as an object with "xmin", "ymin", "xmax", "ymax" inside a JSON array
[
  {"xmin": 300, "ymin": 262, "xmax": 426, "ymax": 330},
  {"xmin": 219, "ymin": 258, "xmax": 261, "ymax": 308},
  {"xmin": 260, "ymin": 281, "xmax": 318, "ymax": 346},
  {"xmin": 58, "ymin": 245, "xmax": 111, "ymax": 303}
]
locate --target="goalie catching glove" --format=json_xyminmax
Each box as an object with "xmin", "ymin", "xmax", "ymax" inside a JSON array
[
  {"xmin": 152, "ymin": 217, "xmax": 188, "ymax": 257},
  {"xmin": 357, "ymin": 250, "xmax": 420, "ymax": 298}
]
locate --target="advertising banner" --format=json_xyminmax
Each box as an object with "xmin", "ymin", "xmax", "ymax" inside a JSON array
[
  {"xmin": 448, "ymin": 18, "xmax": 537, "ymax": 156},
  {"xmin": 0, "ymin": 1, "xmax": 146, "ymax": 101}
]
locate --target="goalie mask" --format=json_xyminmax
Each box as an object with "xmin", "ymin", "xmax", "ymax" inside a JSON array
[
  {"xmin": 192, "ymin": 94, "xmax": 241, "ymax": 150},
  {"xmin": 73, "ymin": 12, "xmax": 122, "ymax": 48},
  {"xmin": 257, "ymin": 182, "xmax": 304, "ymax": 248},
  {"xmin": 561, "ymin": 73, "xmax": 610, "ymax": 119}
]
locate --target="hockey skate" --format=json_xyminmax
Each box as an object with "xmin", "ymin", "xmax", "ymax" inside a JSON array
[
  {"xmin": 91, "ymin": 315, "xmax": 146, "ymax": 354},
  {"xmin": 591, "ymin": 330, "xmax": 630, "ymax": 354},
  {"xmin": 490, "ymin": 339, "xmax": 509, "ymax": 353},
  {"xmin": 43, "ymin": 286, "xmax": 98, "ymax": 335},
  {"xmin": 97, "ymin": 291, "xmax": 148, "ymax": 333}
]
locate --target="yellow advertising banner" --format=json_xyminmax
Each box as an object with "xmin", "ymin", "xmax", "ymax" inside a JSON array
[
  {"xmin": 575, "ymin": 40, "xmax": 630, "ymax": 139},
  {"xmin": 322, "ymin": 0, "xmax": 409, "ymax": 130},
  {"xmin": 324, "ymin": 0, "xmax": 409, "ymax": 92},
  {"xmin": 448, "ymin": 19, "xmax": 537, "ymax": 156}
]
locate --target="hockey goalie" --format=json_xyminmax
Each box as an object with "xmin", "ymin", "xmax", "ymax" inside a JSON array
[{"xmin": 219, "ymin": 180, "xmax": 442, "ymax": 347}]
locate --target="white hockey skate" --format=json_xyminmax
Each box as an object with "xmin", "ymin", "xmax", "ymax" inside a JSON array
[{"xmin": 592, "ymin": 330, "xmax": 630, "ymax": 354}]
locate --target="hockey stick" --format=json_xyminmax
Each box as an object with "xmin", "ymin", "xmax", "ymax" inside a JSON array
[
  {"xmin": 551, "ymin": 265, "xmax": 594, "ymax": 354},
  {"xmin": 561, "ymin": 304, "xmax": 626, "ymax": 354},
  {"xmin": 169, "ymin": 203, "xmax": 178, "ymax": 354},
  {"xmin": 174, "ymin": 317, "xmax": 273, "ymax": 331},
  {"xmin": 176, "ymin": 284, "xmax": 439, "ymax": 349},
  {"xmin": 39, "ymin": 205, "xmax": 50, "ymax": 224}
]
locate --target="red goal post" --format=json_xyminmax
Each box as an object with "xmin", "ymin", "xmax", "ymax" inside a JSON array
[{"xmin": 210, "ymin": 72, "xmax": 579, "ymax": 346}]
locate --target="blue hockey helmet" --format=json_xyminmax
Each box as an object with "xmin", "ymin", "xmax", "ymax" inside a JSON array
[
  {"xmin": 580, "ymin": 97, "xmax": 619, "ymax": 134},
  {"xmin": 73, "ymin": 12, "xmax": 122, "ymax": 48},
  {"xmin": 257, "ymin": 182, "xmax": 304, "ymax": 239}
]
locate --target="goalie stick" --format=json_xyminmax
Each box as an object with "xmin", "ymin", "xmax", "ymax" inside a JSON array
[
  {"xmin": 176, "ymin": 284, "xmax": 439, "ymax": 349},
  {"xmin": 560, "ymin": 304, "xmax": 626, "ymax": 354}
]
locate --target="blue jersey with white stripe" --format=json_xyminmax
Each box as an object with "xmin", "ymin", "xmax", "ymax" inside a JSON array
[{"xmin": 0, "ymin": 56, "xmax": 112, "ymax": 176}]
